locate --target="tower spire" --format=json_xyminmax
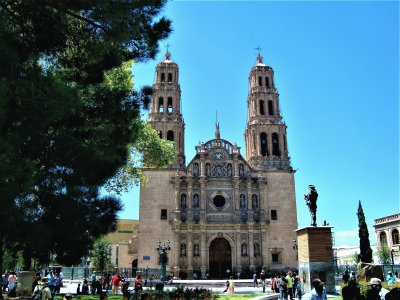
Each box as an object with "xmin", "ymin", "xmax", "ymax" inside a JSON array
[{"xmin": 215, "ymin": 111, "xmax": 220, "ymax": 139}]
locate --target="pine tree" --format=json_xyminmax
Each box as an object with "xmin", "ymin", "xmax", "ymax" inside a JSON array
[{"xmin": 357, "ymin": 200, "xmax": 373, "ymax": 263}]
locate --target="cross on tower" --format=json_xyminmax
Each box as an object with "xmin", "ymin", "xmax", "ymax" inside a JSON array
[
  {"xmin": 255, "ymin": 46, "xmax": 263, "ymax": 56},
  {"xmin": 255, "ymin": 46, "xmax": 263, "ymax": 64},
  {"xmin": 165, "ymin": 44, "xmax": 171, "ymax": 60}
]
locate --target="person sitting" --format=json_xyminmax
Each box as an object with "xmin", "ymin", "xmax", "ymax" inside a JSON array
[
  {"xmin": 32, "ymin": 278, "xmax": 52, "ymax": 300},
  {"xmin": 62, "ymin": 292, "xmax": 73, "ymax": 300},
  {"xmin": 310, "ymin": 278, "xmax": 326, "ymax": 300},
  {"xmin": 82, "ymin": 279, "xmax": 89, "ymax": 295},
  {"xmin": 366, "ymin": 278, "xmax": 388, "ymax": 300}
]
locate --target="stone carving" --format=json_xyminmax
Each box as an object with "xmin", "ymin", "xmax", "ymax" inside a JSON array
[
  {"xmin": 212, "ymin": 163, "xmax": 227, "ymax": 177},
  {"xmin": 180, "ymin": 194, "xmax": 187, "ymax": 210},
  {"xmin": 252, "ymin": 194, "xmax": 258, "ymax": 209},
  {"xmin": 193, "ymin": 194, "xmax": 200, "ymax": 208},
  {"xmin": 304, "ymin": 185, "xmax": 318, "ymax": 226},
  {"xmin": 239, "ymin": 164, "xmax": 245, "ymax": 177},
  {"xmin": 227, "ymin": 163, "xmax": 232, "ymax": 177},
  {"xmin": 194, "ymin": 243, "xmax": 200, "ymax": 256},
  {"xmin": 193, "ymin": 163, "xmax": 200, "ymax": 177},
  {"xmin": 180, "ymin": 243, "xmax": 187, "ymax": 256},
  {"xmin": 240, "ymin": 194, "xmax": 246, "ymax": 209},
  {"xmin": 241, "ymin": 243, "xmax": 248, "ymax": 256},
  {"xmin": 206, "ymin": 163, "xmax": 211, "ymax": 177},
  {"xmin": 254, "ymin": 242, "xmax": 260, "ymax": 256}
]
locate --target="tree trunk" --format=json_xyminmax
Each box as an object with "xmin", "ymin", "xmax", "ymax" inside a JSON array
[
  {"xmin": 23, "ymin": 248, "xmax": 32, "ymax": 270},
  {"xmin": 0, "ymin": 239, "xmax": 4, "ymax": 300}
]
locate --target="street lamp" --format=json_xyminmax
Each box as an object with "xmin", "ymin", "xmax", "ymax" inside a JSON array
[
  {"xmin": 116, "ymin": 244, "xmax": 119, "ymax": 269},
  {"xmin": 390, "ymin": 249, "xmax": 394, "ymax": 273},
  {"xmin": 157, "ymin": 240, "xmax": 171, "ymax": 283}
]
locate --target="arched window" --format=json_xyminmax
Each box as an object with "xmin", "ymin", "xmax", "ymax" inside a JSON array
[
  {"xmin": 272, "ymin": 133, "xmax": 280, "ymax": 156},
  {"xmin": 268, "ymin": 100, "xmax": 274, "ymax": 116},
  {"xmin": 161, "ymin": 73, "xmax": 165, "ymax": 82},
  {"xmin": 258, "ymin": 76, "xmax": 263, "ymax": 86},
  {"xmin": 167, "ymin": 130, "xmax": 174, "ymax": 141},
  {"xmin": 180, "ymin": 194, "xmax": 187, "ymax": 210},
  {"xmin": 392, "ymin": 229, "xmax": 399, "ymax": 245},
  {"xmin": 168, "ymin": 73, "xmax": 173, "ymax": 82},
  {"xmin": 259, "ymin": 100, "xmax": 265, "ymax": 115},
  {"xmin": 159, "ymin": 131, "xmax": 162, "ymax": 139},
  {"xmin": 260, "ymin": 132, "xmax": 268, "ymax": 156},
  {"xmin": 252, "ymin": 194, "xmax": 258, "ymax": 209},
  {"xmin": 158, "ymin": 97, "xmax": 164, "ymax": 112},
  {"xmin": 193, "ymin": 194, "xmax": 200, "ymax": 209},
  {"xmin": 167, "ymin": 97, "xmax": 173, "ymax": 112},
  {"xmin": 240, "ymin": 194, "xmax": 246, "ymax": 209},
  {"xmin": 265, "ymin": 76, "xmax": 270, "ymax": 88},
  {"xmin": 380, "ymin": 232, "xmax": 388, "ymax": 248}
]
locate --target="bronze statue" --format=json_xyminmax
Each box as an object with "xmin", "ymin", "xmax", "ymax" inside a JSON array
[{"xmin": 304, "ymin": 185, "xmax": 318, "ymax": 226}]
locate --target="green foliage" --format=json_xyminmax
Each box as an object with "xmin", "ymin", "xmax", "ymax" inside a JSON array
[
  {"xmin": 376, "ymin": 245, "xmax": 391, "ymax": 264},
  {"xmin": 105, "ymin": 119, "xmax": 177, "ymax": 195},
  {"xmin": 0, "ymin": 0, "xmax": 171, "ymax": 270},
  {"xmin": 2, "ymin": 249, "xmax": 24, "ymax": 271},
  {"xmin": 91, "ymin": 237, "xmax": 112, "ymax": 273}
]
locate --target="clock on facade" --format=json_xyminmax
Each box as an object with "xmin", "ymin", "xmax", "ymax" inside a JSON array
[{"xmin": 215, "ymin": 152, "xmax": 223, "ymax": 159}]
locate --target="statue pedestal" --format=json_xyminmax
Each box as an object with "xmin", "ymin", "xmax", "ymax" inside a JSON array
[{"xmin": 295, "ymin": 226, "xmax": 335, "ymax": 293}]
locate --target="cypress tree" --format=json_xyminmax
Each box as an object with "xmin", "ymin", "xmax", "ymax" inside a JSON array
[{"xmin": 357, "ymin": 200, "xmax": 373, "ymax": 263}]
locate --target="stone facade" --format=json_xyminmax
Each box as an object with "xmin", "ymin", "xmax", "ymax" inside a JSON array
[
  {"xmin": 138, "ymin": 52, "xmax": 298, "ymax": 278},
  {"xmin": 374, "ymin": 213, "xmax": 400, "ymax": 264}
]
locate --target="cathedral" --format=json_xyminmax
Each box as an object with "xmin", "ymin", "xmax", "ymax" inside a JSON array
[{"xmin": 137, "ymin": 51, "xmax": 298, "ymax": 278}]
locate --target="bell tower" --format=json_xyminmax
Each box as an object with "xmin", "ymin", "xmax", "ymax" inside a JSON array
[
  {"xmin": 244, "ymin": 53, "xmax": 291, "ymax": 170},
  {"xmin": 148, "ymin": 51, "xmax": 185, "ymax": 167}
]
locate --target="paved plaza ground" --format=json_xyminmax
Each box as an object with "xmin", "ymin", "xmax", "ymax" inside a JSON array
[{"xmin": 56, "ymin": 279, "xmax": 340, "ymax": 300}]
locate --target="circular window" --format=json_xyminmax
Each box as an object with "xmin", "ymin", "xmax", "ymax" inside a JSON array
[{"xmin": 213, "ymin": 195, "xmax": 225, "ymax": 208}]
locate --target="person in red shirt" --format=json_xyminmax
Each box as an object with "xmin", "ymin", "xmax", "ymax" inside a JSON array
[{"xmin": 111, "ymin": 273, "xmax": 121, "ymax": 295}]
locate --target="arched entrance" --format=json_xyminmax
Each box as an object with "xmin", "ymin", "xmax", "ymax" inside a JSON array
[{"xmin": 209, "ymin": 238, "xmax": 231, "ymax": 278}]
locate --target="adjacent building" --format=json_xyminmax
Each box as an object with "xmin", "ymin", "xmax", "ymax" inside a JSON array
[
  {"xmin": 374, "ymin": 213, "xmax": 400, "ymax": 264},
  {"xmin": 105, "ymin": 219, "xmax": 139, "ymax": 270},
  {"xmin": 138, "ymin": 52, "xmax": 298, "ymax": 278}
]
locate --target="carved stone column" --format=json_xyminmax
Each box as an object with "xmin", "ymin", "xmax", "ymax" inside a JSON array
[
  {"xmin": 246, "ymin": 179, "xmax": 252, "ymax": 210},
  {"xmin": 200, "ymin": 232, "xmax": 207, "ymax": 272},
  {"xmin": 261, "ymin": 226, "xmax": 269, "ymax": 269},
  {"xmin": 249, "ymin": 223, "xmax": 255, "ymax": 269},
  {"xmin": 235, "ymin": 224, "xmax": 242, "ymax": 272},
  {"xmin": 187, "ymin": 229, "xmax": 193, "ymax": 276}
]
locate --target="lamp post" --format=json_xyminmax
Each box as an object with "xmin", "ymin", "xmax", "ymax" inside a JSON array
[
  {"xmin": 157, "ymin": 240, "xmax": 171, "ymax": 283},
  {"xmin": 115, "ymin": 244, "xmax": 119, "ymax": 271},
  {"xmin": 390, "ymin": 249, "xmax": 394, "ymax": 273}
]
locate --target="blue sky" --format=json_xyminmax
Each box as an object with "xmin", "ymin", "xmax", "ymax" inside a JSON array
[{"xmin": 115, "ymin": 1, "xmax": 399, "ymax": 247}]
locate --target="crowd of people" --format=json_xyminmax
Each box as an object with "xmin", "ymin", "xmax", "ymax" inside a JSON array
[{"xmin": 341, "ymin": 270, "xmax": 400, "ymax": 300}]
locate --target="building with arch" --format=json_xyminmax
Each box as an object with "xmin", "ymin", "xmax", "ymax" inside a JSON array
[
  {"xmin": 138, "ymin": 52, "xmax": 298, "ymax": 278},
  {"xmin": 374, "ymin": 213, "xmax": 400, "ymax": 264}
]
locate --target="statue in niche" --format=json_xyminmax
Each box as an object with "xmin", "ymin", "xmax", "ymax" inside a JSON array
[
  {"xmin": 180, "ymin": 194, "xmax": 187, "ymax": 209},
  {"xmin": 252, "ymin": 194, "xmax": 258, "ymax": 209},
  {"xmin": 304, "ymin": 185, "xmax": 318, "ymax": 226},
  {"xmin": 193, "ymin": 163, "xmax": 199, "ymax": 177},
  {"xmin": 227, "ymin": 163, "xmax": 232, "ymax": 177},
  {"xmin": 241, "ymin": 243, "xmax": 248, "ymax": 256},
  {"xmin": 240, "ymin": 194, "xmax": 246, "ymax": 209},
  {"xmin": 206, "ymin": 163, "xmax": 211, "ymax": 177},
  {"xmin": 194, "ymin": 243, "xmax": 200, "ymax": 256},
  {"xmin": 254, "ymin": 242, "xmax": 260, "ymax": 256},
  {"xmin": 239, "ymin": 164, "xmax": 244, "ymax": 177},
  {"xmin": 193, "ymin": 194, "xmax": 200, "ymax": 209},
  {"xmin": 180, "ymin": 243, "xmax": 186, "ymax": 256}
]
